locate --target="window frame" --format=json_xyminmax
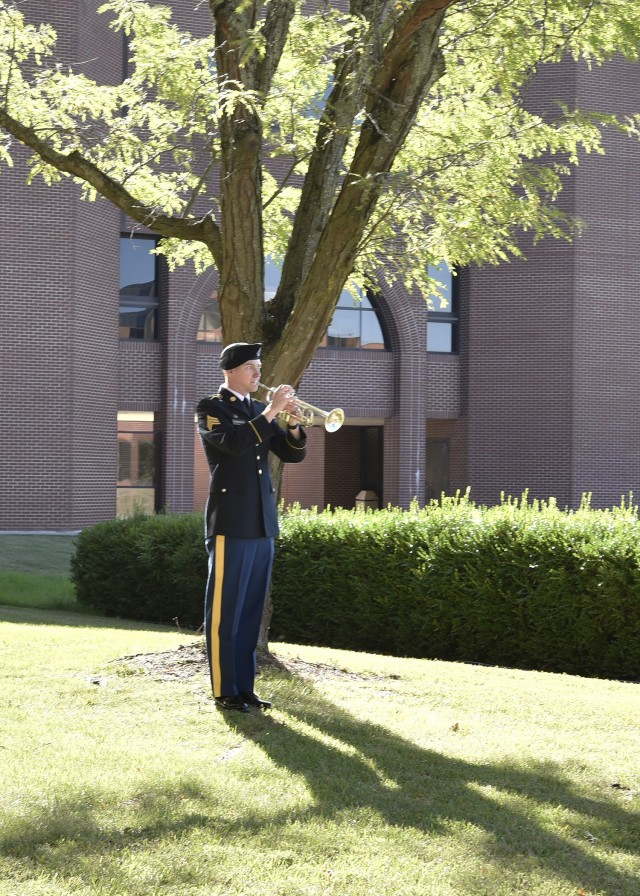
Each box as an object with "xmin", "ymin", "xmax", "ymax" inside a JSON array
[
  {"xmin": 324, "ymin": 288, "xmax": 390, "ymax": 351},
  {"xmin": 427, "ymin": 264, "xmax": 459, "ymax": 355},
  {"xmin": 196, "ymin": 269, "xmax": 390, "ymax": 350},
  {"xmin": 119, "ymin": 233, "xmax": 160, "ymax": 341}
]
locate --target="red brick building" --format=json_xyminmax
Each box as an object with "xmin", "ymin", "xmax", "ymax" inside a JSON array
[{"xmin": 1, "ymin": 3, "xmax": 639, "ymax": 531}]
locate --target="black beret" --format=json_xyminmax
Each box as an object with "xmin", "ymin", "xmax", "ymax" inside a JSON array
[{"xmin": 219, "ymin": 342, "xmax": 262, "ymax": 370}]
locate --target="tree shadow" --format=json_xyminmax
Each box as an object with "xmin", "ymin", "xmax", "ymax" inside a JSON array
[
  {"xmin": 1, "ymin": 659, "xmax": 638, "ymax": 895},
  {"xmin": 223, "ymin": 663, "xmax": 640, "ymax": 894},
  {"xmin": 0, "ymin": 777, "xmax": 235, "ymax": 890}
]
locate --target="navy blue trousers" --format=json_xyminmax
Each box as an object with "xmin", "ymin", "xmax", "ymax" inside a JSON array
[{"xmin": 204, "ymin": 535, "xmax": 275, "ymax": 698}]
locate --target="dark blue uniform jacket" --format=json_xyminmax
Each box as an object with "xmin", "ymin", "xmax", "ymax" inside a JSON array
[{"xmin": 197, "ymin": 387, "xmax": 307, "ymax": 539}]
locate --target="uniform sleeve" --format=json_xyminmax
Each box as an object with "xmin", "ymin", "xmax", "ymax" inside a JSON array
[
  {"xmin": 197, "ymin": 396, "xmax": 307, "ymax": 463},
  {"xmin": 268, "ymin": 421, "xmax": 308, "ymax": 464},
  {"xmin": 197, "ymin": 398, "xmax": 273, "ymax": 455}
]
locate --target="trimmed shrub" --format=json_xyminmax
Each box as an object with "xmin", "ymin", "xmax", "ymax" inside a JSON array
[
  {"xmin": 71, "ymin": 512, "xmax": 206, "ymax": 628},
  {"xmin": 270, "ymin": 494, "xmax": 640, "ymax": 680},
  {"xmin": 70, "ymin": 495, "xmax": 640, "ymax": 679}
]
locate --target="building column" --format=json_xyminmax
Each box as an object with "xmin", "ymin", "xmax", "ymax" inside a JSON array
[{"xmin": 379, "ymin": 283, "xmax": 429, "ymax": 509}]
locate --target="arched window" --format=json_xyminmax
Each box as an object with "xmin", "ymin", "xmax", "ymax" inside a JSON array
[
  {"xmin": 197, "ymin": 294, "xmax": 222, "ymax": 342},
  {"xmin": 321, "ymin": 289, "xmax": 388, "ymax": 350},
  {"xmin": 196, "ymin": 261, "xmax": 388, "ymax": 350},
  {"xmin": 196, "ymin": 259, "xmax": 282, "ymax": 342}
]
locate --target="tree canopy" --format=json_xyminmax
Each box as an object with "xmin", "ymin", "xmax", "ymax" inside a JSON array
[{"xmin": 1, "ymin": 0, "xmax": 639, "ymax": 381}]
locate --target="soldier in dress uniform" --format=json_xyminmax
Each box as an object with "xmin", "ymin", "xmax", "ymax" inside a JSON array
[{"xmin": 196, "ymin": 342, "xmax": 307, "ymax": 713}]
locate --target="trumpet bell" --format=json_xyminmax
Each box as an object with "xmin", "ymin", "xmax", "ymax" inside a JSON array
[
  {"xmin": 323, "ymin": 408, "xmax": 345, "ymax": 433},
  {"xmin": 257, "ymin": 383, "xmax": 345, "ymax": 433},
  {"xmin": 290, "ymin": 405, "xmax": 344, "ymax": 432}
]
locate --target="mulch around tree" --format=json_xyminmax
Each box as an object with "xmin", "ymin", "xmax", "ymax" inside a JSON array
[{"xmin": 117, "ymin": 640, "xmax": 396, "ymax": 685}]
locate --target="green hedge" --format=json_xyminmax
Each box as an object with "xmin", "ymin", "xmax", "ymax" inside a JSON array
[
  {"xmin": 70, "ymin": 495, "xmax": 640, "ymax": 680},
  {"xmin": 71, "ymin": 512, "xmax": 207, "ymax": 628},
  {"xmin": 271, "ymin": 494, "xmax": 640, "ymax": 680}
]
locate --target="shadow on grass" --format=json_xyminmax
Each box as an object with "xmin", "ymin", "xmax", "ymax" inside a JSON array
[
  {"xmin": 1, "ymin": 663, "xmax": 638, "ymax": 895},
  {"xmin": 226, "ymin": 667, "xmax": 640, "ymax": 894}
]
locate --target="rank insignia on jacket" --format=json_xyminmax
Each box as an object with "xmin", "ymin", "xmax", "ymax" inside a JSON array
[{"xmin": 206, "ymin": 415, "xmax": 220, "ymax": 430}]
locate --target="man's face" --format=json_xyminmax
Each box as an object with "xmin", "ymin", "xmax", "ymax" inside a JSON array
[{"xmin": 227, "ymin": 360, "xmax": 262, "ymax": 395}]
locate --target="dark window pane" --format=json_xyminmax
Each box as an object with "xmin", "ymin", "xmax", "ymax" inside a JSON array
[
  {"xmin": 120, "ymin": 237, "xmax": 157, "ymax": 293},
  {"xmin": 120, "ymin": 237, "xmax": 159, "ymax": 340},
  {"xmin": 117, "ymin": 414, "xmax": 156, "ymax": 517},
  {"xmin": 137, "ymin": 439, "xmax": 155, "ymax": 487},
  {"xmin": 361, "ymin": 426, "xmax": 383, "ymax": 498},
  {"xmin": 427, "ymin": 261, "xmax": 458, "ymax": 354},
  {"xmin": 117, "ymin": 433, "xmax": 155, "ymax": 487},
  {"xmin": 426, "ymin": 439, "xmax": 450, "ymax": 501},
  {"xmin": 197, "ymin": 299, "xmax": 222, "ymax": 342},
  {"xmin": 118, "ymin": 441, "xmax": 132, "ymax": 482},
  {"xmin": 119, "ymin": 304, "xmax": 157, "ymax": 340}
]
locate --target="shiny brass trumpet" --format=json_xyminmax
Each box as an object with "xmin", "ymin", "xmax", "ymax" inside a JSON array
[{"xmin": 258, "ymin": 383, "xmax": 345, "ymax": 432}]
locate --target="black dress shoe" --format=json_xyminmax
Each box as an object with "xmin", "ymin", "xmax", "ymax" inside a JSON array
[
  {"xmin": 241, "ymin": 692, "xmax": 272, "ymax": 709},
  {"xmin": 215, "ymin": 695, "xmax": 250, "ymax": 713}
]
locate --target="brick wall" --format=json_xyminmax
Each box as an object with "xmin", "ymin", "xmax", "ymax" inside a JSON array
[
  {"xmin": 465, "ymin": 57, "xmax": 640, "ymax": 509},
  {"xmin": 0, "ymin": 158, "xmax": 79, "ymax": 529},
  {"xmin": 4, "ymin": 3, "xmax": 640, "ymax": 529},
  {"xmin": 0, "ymin": 1, "xmax": 122, "ymax": 529},
  {"xmin": 570, "ymin": 59, "xmax": 640, "ymax": 507},
  {"xmin": 281, "ymin": 428, "xmax": 326, "ymax": 509},
  {"xmin": 427, "ymin": 355, "xmax": 460, "ymax": 418}
]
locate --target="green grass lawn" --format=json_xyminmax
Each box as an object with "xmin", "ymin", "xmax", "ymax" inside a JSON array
[
  {"xmin": 0, "ymin": 534, "xmax": 76, "ymax": 574},
  {"xmin": 0, "ymin": 534, "xmax": 80, "ymax": 612},
  {"xmin": 1, "ymin": 602, "xmax": 639, "ymax": 896},
  {"xmin": 1, "ymin": 534, "xmax": 639, "ymax": 895}
]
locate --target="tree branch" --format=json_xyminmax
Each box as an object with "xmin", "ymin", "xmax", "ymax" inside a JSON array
[
  {"xmin": 269, "ymin": 0, "xmax": 456, "ymax": 377},
  {"xmin": 268, "ymin": 24, "xmax": 369, "ymax": 335},
  {"xmin": 254, "ymin": 0, "xmax": 296, "ymax": 96},
  {"xmin": 0, "ymin": 106, "xmax": 223, "ymax": 266},
  {"xmin": 212, "ymin": 0, "xmax": 267, "ymax": 341}
]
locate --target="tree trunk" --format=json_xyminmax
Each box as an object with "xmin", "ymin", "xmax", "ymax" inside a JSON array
[
  {"xmin": 257, "ymin": 454, "xmax": 284, "ymax": 654},
  {"xmin": 257, "ymin": 586, "xmax": 274, "ymax": 656}
]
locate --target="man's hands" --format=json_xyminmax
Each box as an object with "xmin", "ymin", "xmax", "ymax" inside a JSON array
[{"xmin": 262, "ymin": 384, "xmax": 299, "ymax": 424}]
